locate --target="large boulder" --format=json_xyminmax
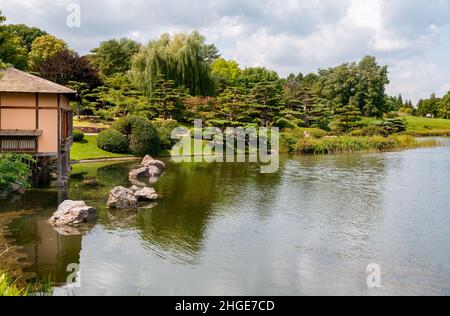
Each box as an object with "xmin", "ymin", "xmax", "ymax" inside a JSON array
[
  {"xmin": 129, "ymin": 167, "xmax": 149, "ymax": 179},
  {"xmin": 49, "ymin": 200, "xmax": 97, "ymax": 227},
  {"xmin": 134, "ymin": 187, "xmax": 158, "ymax": 201},
  {"xmin": 147, "ymin": 165, "xmax": 163, "ymax": 178},
  {"xmin": 141, "ymin": 155, "xmax": 166, "ymax": 170},
  {"xmin": 107, "ymin": 186, "xmax": 138, "ymax": 209},
  {"xmin": 129, "ymin": 185, "xmax": 142, "ymax": 193}
]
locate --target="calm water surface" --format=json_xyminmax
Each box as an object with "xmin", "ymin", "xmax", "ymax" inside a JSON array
[{"xmin": 1, "ymin": 140, "xmax": 450, "ymax": 295}]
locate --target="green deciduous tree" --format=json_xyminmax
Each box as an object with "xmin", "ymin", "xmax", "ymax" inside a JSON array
[
  {"xmin": 28, "ymin": 34, "xmax": 68, "ymax": 70},
  {"xmin": 238, "ymin": 67, "xmax": 280, "ymax": 88},
  {"xmin": 438, "ymin": 92, "xmax": 450, "ymax": 119},
  {"xmin": 417, "ymin": 93, "xmax": 439, "ymax": 117},
  {"xmin": 211, "ymin": 58, "xmax": 242, "ymax": 93},
  {"xmin": 131, "ymin": 32, "xmax": 215, "ymax": 97},
  {"xmin": 89, "ymin": 38, "xmax": 141, "ymax": 77},
  {"xmin": 4, "ymin": 24, "xmax": 47, "ymax": 52},
  {"xmin": 0, "ymin": 11, "xmax": 28, "ymax": 69},
  {"xmin": 317, "ymin": 56, "xmax": 389, "ymax": 117}
]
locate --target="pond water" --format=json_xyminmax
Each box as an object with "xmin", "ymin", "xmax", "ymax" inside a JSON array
[{"xmin": 1, "ymin": 140, "xmax": 450, "ymax": 296}]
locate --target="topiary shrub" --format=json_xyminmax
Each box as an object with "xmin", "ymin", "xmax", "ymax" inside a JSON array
[
  {"xmin": 129, "ymin": 123, "xmax": 161, "ymax": 156},
  {"xmin": 73, "ymin": 130, "xmax": 85, "ymax": 142},
  {"xmin": 111, "ymin": 115, "xmax": 148, "ymax": 136},
  {"xmin": 153, "ymin": 120, "xmax": 180, "ymax": 150},
  {"xmin": 97, "ymin": 129, "xmax": 129, "ymax": 153},
  {"xmin": 109, "ymin": 115, "xmax": 162, "ymax": 156},
  {"xmin": 273, "ymin": 118, "xmax": 296, "ymax": 130}
]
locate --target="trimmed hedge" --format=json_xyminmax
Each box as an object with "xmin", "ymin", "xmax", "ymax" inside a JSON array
[
  {"xmin": 111, "ymin": 115, "xmax": 148, "ymax": 135},
  {"xmin": 129, "ymin": 123, "xmax": 161, "ymax": 156},
  {"xmin": 97, "ymin": 129, "xmax": 129, "ymax": 153},
  {"xmin": 98, "ymin": 115, "xmax": 161, "ymax": 156},
  {"xmin": 73, "ymin": 130, "xmax": 85, "ymax": 142}
]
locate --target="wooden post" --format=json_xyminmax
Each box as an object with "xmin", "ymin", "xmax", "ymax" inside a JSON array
[
  {"xmin": 0, "ymin": 92, "xmax": 2, "ymax": 130},
  {"xmin": 56, "ymin": 93, "xmax": 64, "ymax": 187}
]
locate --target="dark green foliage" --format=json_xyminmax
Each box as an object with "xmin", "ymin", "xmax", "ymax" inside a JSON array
[
  {"xmin": 89, "ymin": 38, "xmax": 141, "ymax": 77},
  {"xmin": 249, "ymin": 81, "xmax": 284, "ymax": 126},
  {"xmin": 417, "ymin": 93, "xmax": 439, "ymax": 117},
  {"xmin": 111, "ymin": 115, "xmax": 149, "ymax": 135},
  {"xmin": 150, "ymin": 74, "xmax": 183, "ymax": 119},
  {"xmin": 152, "ymin": 120, "xmax": 180, "ymax": 150},
  {"xmin": 0, "ymin": 153, "xmax": 35, "ymax": 192},
  {"xmin": 217, "ymin": 86, "xmax": 249, "ymax": 122},
  {"xmin": 129, "ymin": 123, "xmax": 161, "ymax": 156},
  {"xmin": 96, "ymin": 129, "xmax": 129, "ymax": 153},
  {"xmin": 0, "ymin": 11, "xmax": 28, "ymax": 70},
  {"xmin": 72, "ymin": 130, "xmax": 85, "ymax": 142},
  {"xmin": 273, "ymin": 118, "xmax": 296, "ymax": 129},
  {"xmin": 317, "ymin": 56, "xmax": 389, "ymax": 117},
  {"xmin": 335, "ymin": 103, "xmax": 363, "ymax": 132},
  {"xmin": 131, "ymin": 32, "xmax": 215, "ymax": 97},
  {"xmin": 110, "ymin": 115, "xmax": 161, "ymax": 155},
  {"xmin": 238, "ymin": 67, "xmax": 280, "ymax": 88},
  {"xmin": 380, "ymin": 118, "xmax": 407, "ymax": 135}
]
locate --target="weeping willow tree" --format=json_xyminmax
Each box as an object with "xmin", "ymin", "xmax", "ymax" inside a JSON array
[{"xmin": 131, "ymin": 31, "xmax": 215, "ymax": 97}]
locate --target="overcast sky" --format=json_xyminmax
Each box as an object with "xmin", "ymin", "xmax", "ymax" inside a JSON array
[{"xmin": 1, "ymin": 0, "xmax": 449, "ymax": 102}]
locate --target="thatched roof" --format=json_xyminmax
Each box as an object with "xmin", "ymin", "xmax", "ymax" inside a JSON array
[{"xmin": 0, "ymin": 68, "xmax": 76, "ymax": 94}]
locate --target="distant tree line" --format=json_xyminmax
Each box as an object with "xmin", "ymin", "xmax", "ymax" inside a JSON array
[{"xmin": 1, "ymin": 9, "xmax": 449, "ymax": 132}]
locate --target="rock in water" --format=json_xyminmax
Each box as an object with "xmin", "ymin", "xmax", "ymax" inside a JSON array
[
  {"xmin": 147, "ymin": 165, "xmax": 163, "ymax": 178},
  {"xmin": 108, "ymin": 186, "xmax": 138, "ymax": 209},
  {"xmin": 129, "ymin": 185, "xmax": 142, "ymax": 192},
  {"xmin": 129, "ymin": 167, "xmax": 149, "ymax": 179},
  {"xmin": 49, "ymin": 200, "xmax": 97, "ymax": 227},
  {"xmin": 141, "ymin": 155, "xmax": 166, "ymax": 170},
  {"xmin": 134, "ymin": 187, "xmax": 158, "ymax": 201}
]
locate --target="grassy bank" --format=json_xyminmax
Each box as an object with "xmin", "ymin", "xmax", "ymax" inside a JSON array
[
  {"xmin": 404, "ymin": 116, "xmax": 450, "ymax": 136},
  {"xmin": 280, "ymin": 134, "xmax": 439, "ymax": 154},
  {"xmin": 71, "ymin": 135, "xmax": 133, "ymax": 161}
]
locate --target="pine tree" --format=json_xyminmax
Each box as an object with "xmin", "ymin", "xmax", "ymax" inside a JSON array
[
  {"xmin": 217, "ymin": 86, "xmax": 249, "ymax": 122},
  {"xmin": 335, "ymin": 99, "xmax": 363, "ymax": 132},
  {"xmin": 249, "ymin": 81, "xmax": 283, "ymax": 126},
  {"xmin": 150, "ymin": 74, "xmax": 182, "ymax": 120}
]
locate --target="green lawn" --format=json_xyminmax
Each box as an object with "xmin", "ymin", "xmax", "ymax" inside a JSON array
[
  {"xmin": 404, "ymin": 116, "xmax": 450, "ymax": 136},
  {"xmin": 71, "ymin": 135, "xmax": 132, "ymax": 161}
]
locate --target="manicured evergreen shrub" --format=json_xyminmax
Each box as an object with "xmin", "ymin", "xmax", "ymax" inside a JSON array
[
  {"xmin": 273, "ymin": 118, "xmax": 296, "ymax": 129},
  {"xmin": 97, "ymin": 129, "xmax": 129, "ymax": 153},
  {"xmin": 129, "ymin": 123, "xmax": 161, "ymax": 156},
  {"xmin": 111, "ymin": 115, "xmax": 149, "ymax": 136},
  {"xmin": 72, "ymin": 130, "xmax": 85, "ymax": 142}
]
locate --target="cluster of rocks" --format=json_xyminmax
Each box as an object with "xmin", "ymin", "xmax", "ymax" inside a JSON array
[
  {"xmin": 48, "ymin": 156, "xmax": 166, "ymax": 233},
  {"xmin": 108, "ymin": 156, "xmax": 165, "ymax": 209},
  {"xmin": 107, "ymin": 185, "xmax": 158, "ymax": 209}
]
